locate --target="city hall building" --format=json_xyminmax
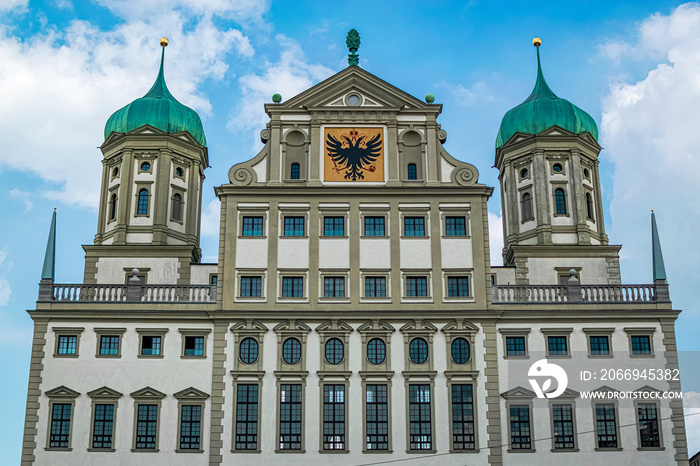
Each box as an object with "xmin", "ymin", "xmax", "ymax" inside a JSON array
[{"xmin": 21, "ymin": 33, "xmax": 689, "ymax": 465}]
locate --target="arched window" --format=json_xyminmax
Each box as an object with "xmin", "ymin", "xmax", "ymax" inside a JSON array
[
  {"xmin": 522, "ymin": 192, "xmax": 532, "ymax": 220},
  {"xmin": 239, "ymin": 337, "xmax": 259, "ymax": 364},
  {"xmin": 137, "ymin": 189, "xmax": 149, "ymax": 215},
  {"xmin": 290, "ymin": 163, "xmax": 300, "ymax": 180},
  {"xmin": 554, "ymin": 188, "xmax": 567, "ymax": 215},
  {"xmin": 172, "ymin": 193, "xmax": 182, "ymax": 221},
  {"xmin": 109, "ymin": 193, "xmax": 117, "ymax": 221},
  {"xmin": 586, "ymin": 193, "xmax": 594, "ymax": 220},
  {"xmin": 324, "ymin": 338, "xmax": 344, "ymax": 365},
  {"xmin": 409, "ymin": 338, "xmax": 428, "ymax": 364},
  {"xmin": 407, "ymin": 163, "xmax": 417, "ymax": 180}
]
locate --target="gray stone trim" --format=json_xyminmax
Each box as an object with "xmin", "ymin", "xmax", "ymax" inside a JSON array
[
  {"xmin": 207, "ymin": 321, "xmax": 228, "ymax": 465},
  {"xmin": 482, "ymin": 320, "xmax": 503, "ymax": 464},
  {"xmin": 660, "ymin": 318, "xmax": 689, "ymax": 465},
  {"xmin": 21, "ymin": 318, "xmax": 48, "ymax": 466}
]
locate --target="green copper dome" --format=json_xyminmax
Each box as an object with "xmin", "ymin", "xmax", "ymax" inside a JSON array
[
  {"xmin": 495, "ymin": 47, "xmax": 598, "ymax": 148},
  {"xmin": 104, "ymin": 46, "xmax": 207, "ymax": 147}
]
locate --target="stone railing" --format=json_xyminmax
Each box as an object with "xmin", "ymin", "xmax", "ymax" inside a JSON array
[
  {"xmin": 492, "ymin": 283, "xmax": 669, "ymax": 304},
  {"xmin": 39, "ymin": 282, "xmax": 216, "ymax": 303}
]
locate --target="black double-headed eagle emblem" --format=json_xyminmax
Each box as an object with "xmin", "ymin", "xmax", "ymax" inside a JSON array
[{"xmin": 326, "ymin": 129, "xmax": 382, "ymax": 181}]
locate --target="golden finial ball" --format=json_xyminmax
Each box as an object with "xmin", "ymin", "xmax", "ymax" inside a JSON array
[
  {"xmin": 532, "ymin": 37, "xmax": 542, "ymax": 47},
  {"xmin": 160, "ymin": 37, "xmax": 169, "ymax": 47}
]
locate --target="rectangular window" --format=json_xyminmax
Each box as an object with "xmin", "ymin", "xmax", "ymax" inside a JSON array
[
  {"xmin": 631, "ymin": 335, "xmax": 652, "ymax": 355},
  {"xmin": 279, "ymin": 384, "xmax": 302, "ymax": 450},
  {"xmin": 509, "ymin": 405, "xmax": 531, "ymax": 449},
  {"xmin": 184, "ymin": 336, "xmax": 204, "ymax": 356},
  {"xmin": 240, "ymin": 276, "xmax": 262, "ymax": 297},
  {"xmin": 548, "ymin": 336, "xmax": 568, "ymax": 356},
  {"xmin": 595, "ymin": 403, "xmax": 618, "ymax": 448},
  {"xmin": 365, "ymin": 277, "xmax": 387, "ymax": 297},
  {"xmin": 242, "ymin": 216, "xmax": 264, "ymax": 236},
  {"xmin": 99, "ymin": 336, "xmax": 120, "ymax": 355},
  {"xmin": 283, "ymin": 216, "xmax": 305, "ymax": 236},
  {"xmin": 235, "ymin": 384, "xmax": 259, "ymax": 450},
  {"xmin": 179, "ymin": 405, "xmax": 202, "ymax": 450},
  {"xmin": 406, "ymin": 277, "xmax": 428, "ymax": 297},
  {"xmin": 135, "ymin": 404, "xmax": 158, "ymax": 450},
  {"xmin": 638, "ymin": 403, "xmax": 660, "ymax": 448},
  {"xmin": 404, "ymin": 217, "xmax": 425, "ymax": 236},
  {"xmin": 552, "ymin": 404, "xmax": 575, "ymax": 449},
  {"xmin": 282, "ymin": 277, "xmax": 304, "ymax": 298},
  {"xmin": 141, "ymin": 336, "xmax": 161, "ymax": 356},
  {"xmin": 445, "ymin": 216, "xmax": 466, "ymax": 236},
  {"xmin": 323, "ymin": 277, "xmax": 345, "ymax": 298},
  {"xmin": 323, "ymin": 384, "xmax": 346, "ymax": 450},
  {"xmin": 506, "ymin": 336, "xmax": 527, "ymax": 356},
  {"xmin": 92, "ymin": 404, "xmax": 114, "ymax": 449},
  {"xmin": 364, "ymin": 216, "xmax": 385, "ymax": 236},
  {"xmin": 451, "ymin": 384, "xmax": 475, "ymax": 450},
  {"xmin": 57, "ymin": 335, "xmax": 77, "ymax": 355},
  {"xmin": 408, "ymin": 384, "xmax": 432, "ymax": 450},
  {"xmin": 590, "ymin": 336, "xmax": 610, "ymax": 355},
  {"xmin": 323, "ymin": 216, "xmax": 345, "ymax": 236},
  {"xmin": 49, "ymin": 403, "xmax": 72, "ymax": 448},
  {"xmin": 210, "ymin": 275, "xmax": 218, "ymax": 286},
  {"xmin": 447, "ymin": 277, "xmax": 469, "ymax": 297},
  {"xmin": 366, "ymin": 384, "xmax": 389, "ymax": 450}
]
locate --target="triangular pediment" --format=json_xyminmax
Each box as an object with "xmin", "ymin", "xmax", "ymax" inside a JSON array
[
  {"xmin": 45, "ymin": 385, "xmax": 80, "ymax": 398},
  {"xmin": 128, "ymin": 124, "xmax": 167, "ymax": 137},
  {"xmin": 400, "ymin": 320, "xmax": 438, "ymax": 333},
  {"xmin": 591, "ymin": 385, "xmax": 620, "ymax": 394},
  {"xmin": 273, "ymin": 320, "xmax": 311, "ymax": 333},
  {"xmin": 636, "ymin": 385, "xmax": 664, "ymax": 394},
  {"xmin": 442, "ymin": 319, "xmax": 480, "ymax": 334},
  {"xmin": 231, "ymin": 320, "xmax": 268, "ymax": 332},
  {"xmin": 358, "ymin": 320, "xmax": 395, "ymax": 333},
  {"xmin": 87, "ymin": 386, "xmax": 123, "ymax": 399},
  {"xmin": 279, "ymin": 66, "xmax": 429, "ymax": 111},
  {"xmin": 173, "ymin": 387, "xmax": 210, "ymax": 400},
  {"xmin": 501, "ymin": 386, "xmax": 536, "ymax": 399},
  {"xmin": 130, "ymin": 386, "xmax": 166, "ymax": 399},
  {"xmin": 316, "ymin": 320, "xmax": 353, "ymax": 333}
]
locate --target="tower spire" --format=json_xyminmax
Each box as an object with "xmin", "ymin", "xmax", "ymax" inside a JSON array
[
  {"xmin": 41, "ymin": 208, "xmax": 56, "ymax": 281},
  {"xmin": 651, "ymin": 210, "xmax": 667, "ymax": 282}
]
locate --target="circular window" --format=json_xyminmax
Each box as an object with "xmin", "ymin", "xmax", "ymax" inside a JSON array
[
  {"xmin": 112, "ymin": 167, "xmax": 119, "ymax": 177},
  {"xmin": 451, "ymin": 337, "xmax": 470, "ymax": 364},
  {"xmin": 553, "ymin": 163, "xmax": 563, "ymax": 172},
  {"xmin": 347, "ymin": 94, "xmax": 361, "ymax": 106},
  {"xmin": 282, "ymin": 337, "xmax": 301, "ymax": 365},
  {"xmin": 175, "ymin": 167, "xmax": 184, "ymax": 177},
  {"xmin": 520, "ymin": 168, "xmax": 528, "ymax": 179},
  {"xmin": 367, "ymin": 338, "xmax": 386, "ymax": 365},
  {"xmin": 584, "ymin": 168, "xmax": 590, "ymax": 178},
  {"xmin": 140, "ymin": 161, "xmax": 151, "ymax": 171},
  {"xmin": 239, "ymin": 337, "xmax": 259, "ymax": 364},
  {"xmin": 325, "ymin": 338, "xmax": 344, "ymax": 365},
  {"xmin": 409, "ymin": 338, "xmax": 428, "ymax": 364}
]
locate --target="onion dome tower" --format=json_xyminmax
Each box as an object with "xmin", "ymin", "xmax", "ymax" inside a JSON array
[
  {"xmin": 85, "ymin": 38, "xmax": 209, "ymax": 284},
  {"xmin": 495, "ymin": 38, "xmax": 620, "ymax": 285}
]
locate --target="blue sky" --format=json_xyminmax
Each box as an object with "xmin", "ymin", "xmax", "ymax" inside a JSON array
[{"xmin": 1, "ymin": 0, "xmax": 699, "ymax": 462}]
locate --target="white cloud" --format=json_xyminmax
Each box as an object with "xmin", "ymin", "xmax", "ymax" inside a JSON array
[
  {"xmin": 54, "ymin": 0, "xmax": 73, "ymax": 10},
  {"xmin": 200, "ymin": 198, "xmax": 221, "ymax": 237},
  {"xmin": 0, "ymin": 3, "xmax": 262, "ymax": 207},
  {"xmin": 9, "ymin": 188, "xmax": 33, "ymax": 212},
  {"xmin": 230, "ymin": 34, "xmax": 334, "ymax": 148},
  {"xmin": 600, "ymin": 3, "xmax": 700, "ymax": 294},
  {"xmin": 0, "ymin": 0, "xmax": 27, "ymax": 13},
  {"xmin": 488, "ymin": 211, "xmax": 504, "ymax": 267},
  {"xmin": 436, "ymin": 79, "xmax": 494, "ymax": 107},
  {"xmin": 684, "ymin": 391, "xmax": 700, "ymax": 455},
  {"xmin": 0, "ymin": 249, "xmax": 9, "ymax": 307}
]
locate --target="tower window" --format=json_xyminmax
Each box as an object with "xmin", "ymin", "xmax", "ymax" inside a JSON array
[
  {"xmin": 137, "ymin": 189, "xmax": 149, "ymax": 215},
  {"xmin": 584, "ymin": 168, "xmax": 590, "ymax": 179},
  {"xmin": 586, "ymin": 193, "xmax": 594, "ymax": 220},
  {"xmin": 140, "ymin": 161, "xmax": 151, "ymax": 172},
  {"xmin": 522, "ymin": 192, "xmax": 533, "ymax": 220},
  {"xmin": 109, "ymin": 193, "xmax": 117, "ymax": 221},
  {"xmin": 554, "ymin": 188, "xmax": 567, "ymax": 215},
  {"xmin": 172, "ymin": 193, "xmax": 182, "ymax": 221},
  {"xmin": 553, "ymin": 163, "xmax": 563, "ymax": 173},
  {"xmin": 112, "ymin": 167, "xmax": 119, "ymax": 177},
  {"xmin": 175, "ymin": 167, "xmax": 184, "ymax": 177},
  {"xmin": 290, "ymin": 163, "xmax": 300, "ymax": 180},
  {"xmin": 407, "ymin": 163, "xmax": 417, "ymax": 180},
  {"xmin": 520, "ymin": 168, "xmax": 528, "ymax": 179}
]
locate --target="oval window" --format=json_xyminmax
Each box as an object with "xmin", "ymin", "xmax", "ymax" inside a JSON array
[
  {"xmin": 140, "ymin": 161, "xmax": 151, "ymax": 171},
  {"xmin": 175, "ymin": 167, "xmax": 184, "ymax": 177},
  {"xmin": 367, "ymin": 338, "xmax": 386, "ymax": 365},
  {"xmin": 325, "ymin": 338, "xmax": 344, "ymax": 365},
  {"xmin": 584, "ymin": 168, "xmax": 590, "ymax": 178},
  {"xmin": 347, "ymin": 94, "xmax": 361, "ymax": 106},
  {"xmin": 520, "ymin": 168, "xmax": 528, "ymax": 179},
  {"xmin": 112, "ymin": 167, "xmax": 119, "ymax": 177},
  {"xmin": 409, "ymin": 338, "xmax": 428, "ymax": 364},
  {"xmin": 451, "ymin": 337, "xmax": 470, "ymax": 364},
  {"xmin": 239, "ymin": 337, "xmax": 259, "ymax": 364},
  {"xmin": 553, "ymin": 163, "xmax": 563, "ymax": 172},
  {"xmin": 282, "ymin": 337, "xmax": 301, "ymax": 365}
]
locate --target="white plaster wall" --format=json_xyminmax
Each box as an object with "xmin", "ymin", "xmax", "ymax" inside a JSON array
[
  {"xmin": 440, "ymin": 238, "xmax": 473, "ymax": 269},
  {"xmin": 235, "ymin": 239, "xmax": 269, "ymax": 269},
  {"xmin": 190, "ymin": 264, "xmax": 217, "ymax": 285},
  {"xmin": 36, "ymin": 322, "xmax": 214, "ymax": 466},
  {"xmin": 359, "ymin": 238, "xmax": 391, "ymax": 269},
  {"xmin": 526, "ymin": 257, "xmax": 610, "ymax": 285},
  {"xmin": 400, "ymin": 238, "xmax": 432, "ymax": 269},
  {"xmin": 318, "ymin": 238, "xmax": 350, "ymax": 269},
  {"xmin": 125, "ymin": 233, "xmax": 154, "ymax": 243},
  {"xmin": 551, "ymin": 232, "xmax": 578, "ymax": 244},
  {"xmin": 252, "ymin": 156, "xmax": 267, "ymax": 183},
  {"xmin": 440, "ymin": 156, "xmax": 455, "ymax": 183},
  {"xmin": 277, "ymin": 238, "xmax": 309, "ymax": 269},
  {"xmin": 95, "ymin": 257, "xmax": 181, "ymax": 284},
  {"xmin": 492, "ymin": 266, "xmax": 516, "ymax": 285}
]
